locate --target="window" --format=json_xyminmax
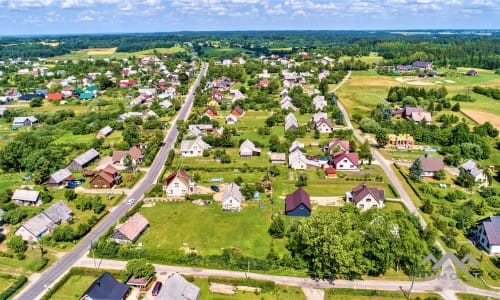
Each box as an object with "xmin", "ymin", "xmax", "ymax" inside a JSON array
[
  {"xmin": 174, "ymin": 182, "xmax": 179, "ymax": 187},
  {"xmin": 366, "ymin": 198, "xmax": 371, "ymax": 202}
]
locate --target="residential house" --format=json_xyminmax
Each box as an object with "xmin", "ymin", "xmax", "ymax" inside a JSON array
[
  {"xmin": 387, "ymin": 134, "xmax": 414, "ymax": 149},
  {"xmin": 314, "ymin": 118, "xmax": 334, "ymax": 133},
  {"xmin": 466, "ymin": 69, "xmax": 478, "ymax": 76},
  {"xmin": 312, "ymin": 112, "xmax": 328, "ymax": 123},
  {"xmin": 231, "ymin": 106, "xmax": 245, "ymax": 117},
  {"xmin": 392, "ymin": 106, "xmax": 432, "ymax": 124},
  {"xmin": 186, "ymin": 124, "xmax": 213, "ymax": 137},
  {"xmin": 163, "ymin": 169, "xmax": 194, "ymax": 196},
  {"xmin": 280, "ymin": 96, "xmax": 297, "ymax": 111},
  {"xmin": 112, "ymin": 146, "xmax": 144, "ymax": 166},
  {"xmin": 221, "ymin": 182, "xmax": 245, "ymax": 212},
  {"xmin": 12, "ymin": 116, "xmax": 38, "ymax": 128},
  {"xmin": 96, "ymin": 125, "xmax": 113, "ymax": 139},
  {"xmin": 90, "ymin": 164, "xmax": 122, "ymax": 189},
  {"xmin": 12, "ymin": 189, "xmax": 42, "ymax": 206},
  {"xmin": 225, "ymin": 114, "xmax": 238, "ymax": 125},
  {"xmin": 117, "ymin": 112, "xmax": 143, "ymax": 122},
  {"xmin": 239, "ymin": 140, "xmax": 261, "ymax": 158},
  {"xmin": 202, "ymin": 107, "xmax": 218, "ymax": 118},
  {"xmin": 180, "ymin": 137, "xmax": 211, "ymax": 157},
  {"xmin": 284, "ymin": 113, "xmax": 298, "ymax": 131},
  {"xmin": 269, "ymin": 153, "xmax": 286, "ymax": 164},
  {"xmin": 411, "ymin": 61, "xmax": 433, "ymax": 70},
  {"xmin": 47, "ymin": 168, "xmax": 73, "ymax": 187},
  {"xmin": 325, "ymin": 138, "xmax": 350, "ymax": 155},
  {"xmin": 159, "ymin": 100, "xmax": 172, "ymax": 109},
  {"xmin": 15, "ymin": 201, "xmax": 72, "ymax": 241},
  {"xmin": 476, "ymin": 216, "xmax": 500, "ymax": 255},
  {"xmin": 345, "ymin": 183, "xmax": 385, "ymax": 211},
  {"xmin": 46, "ymin": 93, "xmax": 63, "ymax": 101},
  {"xmin": 67, "ymin": 148, "xmax": 100, "ymax": 170},
  {"xmin": 80, "ymin": 272, "xmax": 129, "ymax": 300},
  {"xmin": 289, "ymin": 140, "xmax": 305, "ymax": 153},
  {"xmin": 410, "ymin": 111, "xmax": 432, "ymax": 124},
  {"xmin": 111, "ymin": 213, "xmax": 149, "ymax": 244},
  {"xmin": 332, "ymin": 152, "xmax": 359, "ymax": 171},
  {"xmin": 312, "ymin": 95, "xmax": 327, "ymax": 111},
  {"xmin": 256, "ymin": 79, "xmax": 270, "ymax": 88},
  {"xmin": 395, "ymin": 65, "xmax": 413, "ymax": 72},
  {"xmin": 230, "ymin": 89, "xmax": 245, "ymax": 102},
  {"xmin": 460, "ymin": 160, "xmax": 489, "ymax": 186},
  {"xmin": 285, "ymin": 188, "xmax": 311, "ymax": 217},
  {"xmin": 156, "ymin": 273, "xmax": 200, "ymax": 300},
  {"xmin": 419, "ymin": 156, "xmax": 444, "ymax": 178},
  {"xmin": 213, "ymin": 77, "xmax": 233, "ymax": 91},
  {"xmin": 288, "ymin": 149, "xmax": 321, "ymax": 170}
]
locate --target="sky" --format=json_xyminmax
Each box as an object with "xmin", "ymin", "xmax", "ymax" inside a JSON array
[{"xmin": 0, "ymin": 0, "xmax": 498, "ymax": 35}]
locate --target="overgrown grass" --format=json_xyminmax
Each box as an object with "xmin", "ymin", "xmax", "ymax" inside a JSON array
[{"xmin": 325, "ymin": 288, "xmax": 442, "ymax": 299}]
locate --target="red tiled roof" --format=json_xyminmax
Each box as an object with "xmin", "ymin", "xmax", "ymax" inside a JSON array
[
  {"xmin": 164, "ymin": 169, "xmax": 191, "ymax": 186},
  {"xmin": 351, "ymin": 183, "xmax": 385, "ymax": 205},
  {"xmin": 128, "ymin": 146, "xmax": 143, "ymax": 161},
  {"xmin": 325, "ymin": 167, "xmax": 336, "ymax": 175},
  {"xmin": 47, "ymin": 93, "xmax": 63, "ymax": 100},
  {"xmin": 231, "ymin": 106, "xmax": 244, "ymax": 115},
  {"xmin": 285, "ymin": 188, "xmax": 311, "ymax": 212},
  {"xmin": 203, "ymin": 106, "xmax": 218, "ymax": 115},
  {"xmin": 420, "ymin": 157, "xmax": 444, "ymax": 172},
  {"xmin": 333, "ymin": 152, "xmax": 359, "ymax": 166},
  {"xmin": 112, "ymin": 151, "xmax": 128, "ymax": 163},
  {"xmin": 103, "ymin": 164, "xmax": 120, "ymax": 176}
]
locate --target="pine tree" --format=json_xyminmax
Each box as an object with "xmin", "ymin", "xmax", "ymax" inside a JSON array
[{"xmin": 409, "ymin": 158, "xmax": 423, "ymax": 181}]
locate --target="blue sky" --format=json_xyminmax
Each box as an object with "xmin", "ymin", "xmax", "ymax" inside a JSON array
[{"xmin": 0, "ymin": 0, "xmax": 498, "ymax": 35}]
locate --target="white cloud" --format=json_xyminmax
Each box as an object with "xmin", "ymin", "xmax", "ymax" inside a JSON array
[
  {"xmin": 7, "ymin": 0, "xmax": 54, "ymax": 9},
  {"xmin": 78, "ymin": 15, "xmax": 94, "ymax": 21}
]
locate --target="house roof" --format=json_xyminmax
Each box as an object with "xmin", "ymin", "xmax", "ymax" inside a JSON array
[
  {"xmin": 12, "ymin": 189, "xmax": 40, "ymax": 202},
  {"xmin": 49, "ymin": 168, "xmax": 73, "ymax": 184},
  {"xmin": 164, "ymin": 169, "xmax": 191, "ymax": 187},
  {"xmin": 102, "ymin": 164, "xmax": 120, "ymax": 175},
  {"xmin": 74, "ymin": 148, "xmax": 99, "ymax": 166},
  {"xmin": 333, "ymin": 152, "xmax": 359, "ymax": 166},
  {"xmin": 312, "ymin": 112, "xmax": 328, "ymax": 123},
  {"xmin": 410, "ymin": 111, "xmax": 432, "ymax": 123},
  {"xmin": 115, "ymin": 213, "xmax": 149, "ymax": 242},
  {"xmin": 129, "ymin": 146, "xmax": 143, "ymax": 160},
  {"xmin": 461, "ymin": 160, "xmax": 484, "ymax": 178},
  {"xmin": 315, "ymin": 118, "xmax": 333, "ymax": 129},
  {"xmin": 420, "ymin": 157, "xmax": 444, "ymax": 172},
  {"xmin": 480, "ymin": 216, "xmax": 500, "ymax": 245},
  {"xmin": 47, "ymin": 93, "xmax": 63, "ymax": 100},
  {"xmin": 203, "ymin": 106, "xmax": 217, "ymax": 115},
  {"xmin": 81, "ymin": 272, "xmax": 129, "ymax": 300},
  {"xmin": 180, "ymin": 137, "xmax": 211, "ymax": 152},
  {"xmin": 351, "ymin": 183, "xmax": 385, "ymax": 205},
  {"xmin": 43, "ymin": 201, "xmax": 72, "ymax": 223},
  {"xmin": 328, "ymin": 139, "xmax": 350, "ymax": 152},
  {"xmin": 239, "ymin": 139, "xmax": 261, "ymax": 154},
  {"xmin": 112, "ymin": 151, "xmax": 128, "ymax": 163},
  {"xmin": 13, "ymin": 116, "xmax": 38, "ymax": 124},
  {"xmin": 222, "ymin": 182, "xmax": 244, "ymax": 203},
  {"xmin": 285, "ymin": 188, "xmax": 311, "ymax": 212},
  {"xmin": 289, "ymin": 140, "xmax": 304, "ymax": 153},
  {"xmin": 225, "ymin": 114, "xmax": 238, "ymax": 123},
  {"xmin": 98, "ymin": 125, "xmax": 113, "ymax": 136},
  {"xmin": 18, "ymin": 213, "xmax": 54, "ymax": 238},
  {"xmin": 284, "ymin": 113, "xmax": 298, "ymax": 131},
  {"xmin": 95, "ymin": 171, "xmax": 115, "ymax": 185},
  {"xmin": 231, "ymin": 106, "xmax": 244, "ymax": 115},
  {"xmin": 157, "ymin": 273, "xmax": 200, "ymax": 300},
  {"xmin": 325, "ymin": 166, "xmax": 336, "ymax": 175},
  {"xmin": 270, "ymin": 152, "xmax": 286, "ymax": 161}
]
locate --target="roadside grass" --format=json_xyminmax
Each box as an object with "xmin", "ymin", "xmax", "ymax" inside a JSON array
[
  {"xmin": 138, "ymin": 201, "xmax": 287, "ymax": 259},
  {"xmin": 0, "ymin": 253, "xmax": 53, "ymax": 275},
  {"xmin": 324, "ymin": 288, "xmax": 442, "ymax": 300},
  {"xmin": 193, "ymin": 277, "xmax": 306, "ymax": 300},
  {"xmin": 49, "ymin": 274, "xmax": 95, "ymax": 300},
  {"xmin": 384, "ymin": 201, "xmax": 406, "ymax": 212},
  {"xmin": 456, "ymin": 293, "xmax": 499, "ymax": 300},
  {"xmin": 0, "ymin": 275, "xmax": 17, "ymax": 293}
]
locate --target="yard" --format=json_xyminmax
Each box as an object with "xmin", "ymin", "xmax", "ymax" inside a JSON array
[
  {"xmin": 0, "ymin": 274, "xmax": 18, "ymax": 293},
  {"xmin": 49, "ymin": 274, "xmax": 96, "ymax": 300}
]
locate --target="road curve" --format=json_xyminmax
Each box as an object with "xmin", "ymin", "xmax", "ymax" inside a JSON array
[{"xmin": 15, "ymin": 62, "xmax": 208, "ymax": 300}]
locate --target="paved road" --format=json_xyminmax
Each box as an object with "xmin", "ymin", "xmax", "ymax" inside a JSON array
[
  {"xmin": 15, "ymin": 62, "xmax": 208, "ymax": 300},
  {"xmin": 74, "ymin": 257, "xmax": 500, "ymax": 300}
]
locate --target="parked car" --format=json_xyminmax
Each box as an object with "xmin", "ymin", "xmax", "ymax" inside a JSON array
[
  {"xmin": 152, "ymin": 281, "xmax": 162, "ymax": 296},
  {"xmin": 210, "ymin": 185, "xmax": 220, "ymax": 192},
  {"xmin": 126, "ymin": 198, "xmax": 136, "ymax": 205}
]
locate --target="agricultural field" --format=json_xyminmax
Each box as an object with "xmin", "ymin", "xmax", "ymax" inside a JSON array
[
  {"xmin": 340, "ymin": 52, "xmax": 384, "ymax": 65},
  {"xmin": 51, "ymin": 45, "xmax": 186, "ymax": 60}
]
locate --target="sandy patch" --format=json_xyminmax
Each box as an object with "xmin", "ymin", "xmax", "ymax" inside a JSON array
[
  {"xmin": 86, "ymin": 48, "xmax": 117, "ymax": 55},
  {"xmin": 444, "ymin": 80, "xmax": 455, "ymax": 83},
  {"xmin": 406, "ymin": 80, "xmax": 435, "ymax": 86},
  {"xmin": 434, "ymin": 81, "xmax": 442, "ymax": 83},
  {"xmin": 462, "ymin": 109, "xmax": 500, "ymax": 129},
  {"xmin": 395, "ymin": 77, "xmax": 405, "ymax": 83}
]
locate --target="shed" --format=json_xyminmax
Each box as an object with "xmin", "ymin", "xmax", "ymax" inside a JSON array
[{"xmin": 67, "ymin": 148, "xmax": 100, "ymax": 170}]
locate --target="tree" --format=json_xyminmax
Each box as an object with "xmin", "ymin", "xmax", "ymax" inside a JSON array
[
  {"xmin": 296, "ymin": 173, "xmax": 308, "ymax": 187},
  {"xmin": 8, "ymin": 236, "xmax": 26, "ymax": 253},
  {"xmin": 409, "ymin": 158, "xmax": 423, "ymax": 181},
  {"xmin": 64, "ymin": 189, "xmax": 77, "ymax": 202},
  {"xmin": 121, "ymin": 259, "xmax": 155, "ymax": 281},
  {"xmin": 375, "ymin": 130, "xmax": 389, "ymax": 147},
  {"xmin": 456, "ymin": 168, "xmax": 475, "ymax": 188},
  {"xmin": 52, "ymin": 225, "xmax": 75, "ymax": 242},
  {"xmin": 421, "ymin": 198, "xmax": 434, "ymax": 214},
  {"xmin": 451, "ymin": 103, "xmax": 461, "ymax": 112},
  {"xmin": 268, "ymin": 216, "xmax": 285, "ymax": 238},
  {"xmin": 122, "ymin": 126, "xmax": 139, "ymax": 147},
  {"xmin": 269, "ymin": 165, "xmax": 281, "ymax": 177},
  {"xmin": 359, "ymin": 140, "xmax": 372, "ymax": 160},
  {"xmin": 319, "ymin": 79, "xmax": 329, "ymax": 96},
  {"xmin": 29, "ymin": 98, "xmax": 43, "ymax": 107},
  {"xmin": 434, "ymin": 170, "xmax": 446, "ymax": 181}
]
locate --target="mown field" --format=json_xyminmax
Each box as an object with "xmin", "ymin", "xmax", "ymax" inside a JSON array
[{"xmin": 50, "ymin": 45, "xmax": 186, "ymax": 60}]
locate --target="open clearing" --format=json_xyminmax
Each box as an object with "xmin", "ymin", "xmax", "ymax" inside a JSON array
[
  {"xmin": 462, "ymin": 109, "xmax": 500, "ymax": 129},
  {"xmin": 86, "ymin": 47, "xmax": 117, "ymax": 55}
]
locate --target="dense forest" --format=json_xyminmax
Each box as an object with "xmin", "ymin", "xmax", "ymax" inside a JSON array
[{"xmin": 0, "ymin": 31, "xmax": 499, "ymax": 69}]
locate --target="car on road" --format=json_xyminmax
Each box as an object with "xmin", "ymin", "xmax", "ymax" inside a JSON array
[
  {"xmin": 152, "ymin": 281, "xmax": 162, "ymax": 296},
  {"xmin": 210, "ymin": 185, "xmax": 220, "ymax": 192},
  {"xmin": 126, "ymin": 198, "xmax": 136, "ymax": 205}
]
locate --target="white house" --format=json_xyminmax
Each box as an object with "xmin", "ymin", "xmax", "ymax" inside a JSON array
[
  {"xmin": 12, "ymin": 116, "xmax": 38, "ymax": 128},
  {"xmin": 163, "ymin": 169, "xmax": 194, "ymax": 197},
  {"xmin": 180, "ymin": 137, "xmax": 211, "ymax": 157},
  {"xmin": 311, "ymin": 112, "xmax": 328, "ymax": 123},
  {"xmin": 345, "ymin": 183, "xmax": 385, "ymax": 211},
  {"xmin": 225, "ymin": 114, "xmax": 238, "ymax": 125},
  {"xmin": 461, "ymin": 160, "xmax": 489, "ymax": 186},
  {"xmin": 314, "ymin": 118, "xmax": 334, "ymax": 133},
  {"xmin": 312, "ymin": 95, "xmax": 327, "ymax": 111},
  {"xmin": 332, "ymin": 152, "xmax": 359, "ymax": 171},
  {"xmin": 476, "ymin": 216, "xmax": 500, "ymax": 254},
  {"xmin": 239, "ymin": 140, "xmax": 261, "ymax": 158},
  {"xmin": 284, "ymin": 113, "xmax": 298, "ymax": 131},
  {"xmin": 221, "ymin": 182, "xmax": 245, "ymax": 212},
  {"xmin": 288, "ymin": 149, "xmax": 321, "ymax": 170},
  {"xmin": 12, "ymin": 189, "xmax": 42, "ymax": 206}
]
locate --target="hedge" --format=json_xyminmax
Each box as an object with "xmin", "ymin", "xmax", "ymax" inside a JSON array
[
  {"xmin": 388, "ymin": 184, "xmax": 400, "ymax": 198},
  {"xmin": 0, "ymin": 275, "xmax": 27, "ymax": 300}
]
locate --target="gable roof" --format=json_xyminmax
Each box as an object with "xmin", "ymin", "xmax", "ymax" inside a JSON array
[
  {"xmin": 81, "ymin": 272, "xmax": 129, "ymax": 300},
  {"xmin": 181, "ymin": 137, "xmax": 211, "ymax": 152},
  {"xmin": 315, "ymin": 118, "xmax": 333, "ymax": 129},
  {"xmin": 312, "ymin": 112, "xmax": 328, "ymax": 123},
  {"xmin": 289, "ymin": 140, "xmax": 304, "ymax": 153},
  {"xmin": 164, "ymin": 169, "xmax": 191, "ymax": 187},
  {"xmin": 225, "ymin": 114, "xmax": 238, "ymax": 123},
  {"xmin": 19, "ymin": 213, "xmax": 54, "ymax": 238},
  {"xmin": 12, "ymin": 189, "xmax": 40, "ymax": 202},
  {"xmin": 203, "ymin": 106, "xmax": 217, "ymax": 115},
  {"xmin": 351, "ymin": 183, "xmax": 385, "ymax": 205},
  {"xmin": 128, "ymin": 146, "xmax": 143, "ymax": 160},
  {"xmin": 115, "ymin": 213, "xmax": 149, "ymax": 242},
  {"xmin": 328, "ymin": 139, "xmax": 350, "ymax": 152},
  {"xmin": 222, "ymin": 182, "xmax": 244, "ymax": 203},
  {"xmin": 112, "ymin": 150, "xmax": 128, "ymax": 163},
  {"xmin": 157, "ymin": 273, "xmax": 200, "ymax": 300},
  {"xmin": 43, "ymin": 201, "xmax": 72, "ymax": 223},
  {"xmin": 48, "ymin": 168, "xmax": 73, "ymax": 184},
  {"xmin": 74, "ymin": 148, "xmax": 100, "ymax": 166},
  {"xmin": 98, "ymin": 125, "xmax": 113, "ymax": 136},
  {"xmin": 231, "ymin": 105, "xmax": 244, "ymax": 115},
  {"xmin": 284, "ymin": 113, "xmax": 298, "ymax": 131},
  {"xmin": 239, "ymin": 139, "xmax": 261, "ymax": 154},
  {"xmin": 420, "ymin": 157, "xmax": 444, "ymax": 172},
  {"xmin": 285, "ymin": 188, "xmax": 311, "ymax": 212},
  {"xmin": 480, "ymin": 216, "xmax": 500, "ymax": 245},
  {"xmin": 333, "ymin": 152, "xmax": 359, "ymax": 166}
]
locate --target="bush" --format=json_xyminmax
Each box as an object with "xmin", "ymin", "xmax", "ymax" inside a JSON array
[
  {"xmin": 8, "ymin": 236, "xmax": 26, "ymax": 253},
  {"xmin": 0, "ymin": 275, "xmax": 27, "ymax": 300}
]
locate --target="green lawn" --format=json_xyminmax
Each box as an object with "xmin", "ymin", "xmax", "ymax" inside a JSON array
[
  {"xmin": 52, "ymin": 132, "xmax": 96, "ymax": 146},
  {"xmin": 0, "ymin": 275, "xmax": 17, "ymax": 293},
  {"xmin": 0, "ymin": 172, "xmax": 24, "ymax": 191},
  {"xmin": 138, "ymin": 201, "xmax": 287, "ymax": 259},
  {"xmin": 193, "ymin": 278, "xmax": 306, "ymax": 300},
  {"xmin": 325, "ymin": 288, "xmax": 442, "ymax": 300},
  {"xmin": 341, "ymin": 52, "xmax": 383, "ymax": 65},
  {"xmin": 49, "ymin": 274, "xmax": 96, "ymax": 300},
  {"xmin": 50, "ymin": 46, "xmax": 187, "ymax": 60}
]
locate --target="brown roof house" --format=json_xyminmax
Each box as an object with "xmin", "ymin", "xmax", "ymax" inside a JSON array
[
  {"xmin": 332, "ymin": 152, "xmax": 359, "ymax": 171},
  {"xmin": 111, "ymin": 213, "xmax": 149, "ymax": 244},
  {"xmin": 163, "ymin": 169, "xmax": 194, "ymax": 197},
  {"xmin": 285, "ymin": 188, "xmax": 311, "ymax": 217},
  {"xmin": 112, "ymin": 146, "xmax": 144, "ymax": 167},
  {"xmin": 345, "ymin": 183, "xmax": 385, "ymax": 211},
  {"xmin": 90, "ymin": 164, "xmax": 122, "ymax": 189},
  {"xmin": 202, "ymin": 106, "xmax": 218, "ymax": 118},
  {"xmin": 419, "ymin": 156, "xmax": 444, "ymax": 178},
  {"xmin": 325, "ymin": 138, "xmax": 350, "ymax": 155},
  {"xmin": 231, "ymin": 105, "xmax": 245, "ymax": 117}
]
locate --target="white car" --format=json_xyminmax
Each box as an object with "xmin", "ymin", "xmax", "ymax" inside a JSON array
[{"xmin": 126, "ymin": 198, "xmax": 136, "ymax": 205}]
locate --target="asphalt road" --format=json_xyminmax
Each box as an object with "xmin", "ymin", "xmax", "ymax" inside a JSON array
[{"xmin": 14, "ymin": 62, "xmax": 208, "ymax": 300}]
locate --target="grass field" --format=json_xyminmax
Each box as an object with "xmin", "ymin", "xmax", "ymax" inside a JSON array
[
  {"xmin": 324, "ymin": 288, "xmax": 442, "ymax": 300},
  {"xmin": 456, "ymin": 293, "xmax": 498, "ymax": 300},
  {"xmin": 0, "ymin": 172, "xmax": 24, "ymax": 191},
  {"xmin": 138, "ymin": 201, "xmax": 287, "ymax": 259},
  {"xmin": 52, "ymin": 132, "xmax": 96, "ymax": 145},
  {"xmin": 51, "ymin": 45, "xmax": 186, "ymax": 60},
  {"xmin": 201, "ymin": 47, "xmax": 254, "ymax": 56},
  {"xmin": 340, "ymin": 52, "xmax": 383, "ymax": 65},
  {"xmin": 49, "ymin": 274, "xmax": 96, "ymax": 300},
  {"xmin": 0, "ymin": 275, "xmax": 17, "ymax": 293}
]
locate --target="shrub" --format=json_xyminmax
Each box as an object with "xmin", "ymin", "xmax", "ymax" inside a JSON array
[{"xmin": 0, "ymin": 275, "xmax": 27, "ymax": 300}]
